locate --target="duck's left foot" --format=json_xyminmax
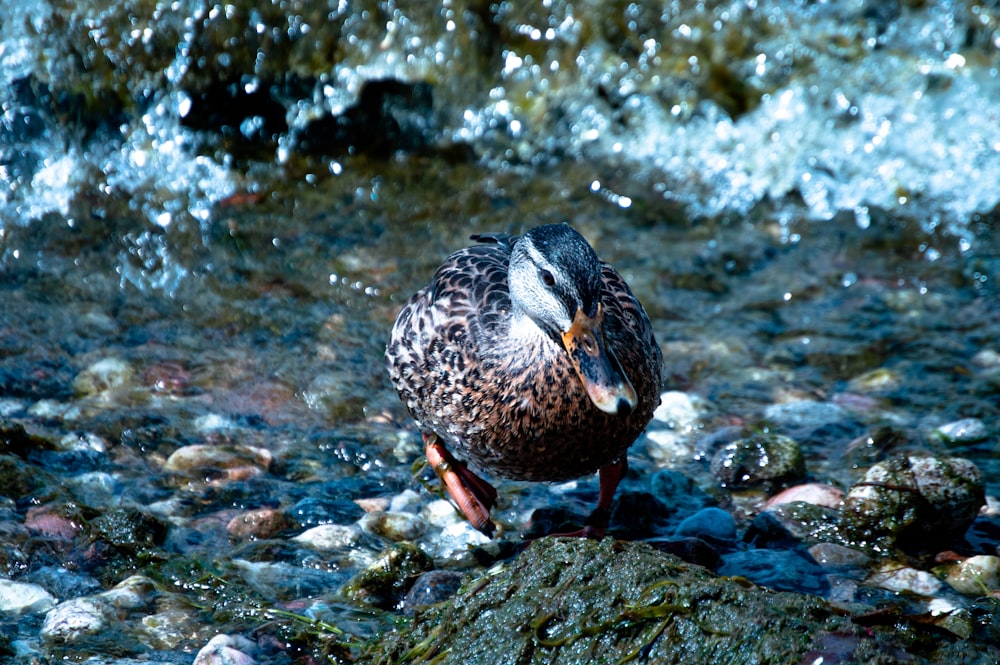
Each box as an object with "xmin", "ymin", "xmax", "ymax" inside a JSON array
[
  {"xmin": 547, "ymin": 458, "xmax": 627, "ymax": 539},
  {"xmin": 424, "ymin": 434, "xmax": 498, "ymax": 537}
]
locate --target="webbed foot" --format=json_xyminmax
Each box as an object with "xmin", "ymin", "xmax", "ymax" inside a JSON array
[{"xmin": 424, "ymin": 434, "xmax": 498, "ymax": 537}]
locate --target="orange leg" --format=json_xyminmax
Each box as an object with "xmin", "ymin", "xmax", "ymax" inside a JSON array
[
  {"xmin": 424, "ymin": 434, "xmax": 497, "ymax": 537},
  {"xmin": 550, "ymin": 458, "xmax": 627, "ymax": 539}
]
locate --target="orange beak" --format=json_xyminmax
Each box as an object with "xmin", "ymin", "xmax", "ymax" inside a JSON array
[{"xmin": 560, "ymin": 304, "xmax": 637, "ymax": 416}]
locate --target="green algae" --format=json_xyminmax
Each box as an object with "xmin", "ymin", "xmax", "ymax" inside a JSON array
[{"xmin": 358, "ymin": 538, "xmax": 1000, "ymax": 665}]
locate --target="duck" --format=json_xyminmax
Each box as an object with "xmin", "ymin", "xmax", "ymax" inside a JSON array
[{"xmin": 386, "ymin": 223, "xmax": 662, "ymax": 538}]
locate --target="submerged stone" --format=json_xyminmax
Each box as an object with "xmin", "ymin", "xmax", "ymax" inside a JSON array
[{"xmin": 343, "ymin": 542, "xmax": 434, "ymax": 610}]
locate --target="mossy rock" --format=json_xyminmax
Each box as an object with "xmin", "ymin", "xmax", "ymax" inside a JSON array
[{"xmin": 359, "ymin": 538, "xmax": 999, "ymax": 665}]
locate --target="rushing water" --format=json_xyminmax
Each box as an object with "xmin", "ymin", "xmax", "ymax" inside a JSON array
[{"xmin": 0, "ymin": 1, "xmax": 998, "ymax": 662}]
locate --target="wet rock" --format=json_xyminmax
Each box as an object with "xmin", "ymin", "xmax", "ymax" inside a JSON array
[
  {"xmin": 359, "ymin": 510, "xmax": 427, "ymax": 541},
  {"xmin": 293, "ymin": 523, "xmax": 364, "ymax": 551},
  {"xmin": 650, "ymin": 468, "xmax": 714, "ymax": 514},
  {"xmin": 807, "ymin": 543, "xmax": 872, "ymax": 570},
  {"xmin": 401, "ymin": 570, "xmax": 464, "ymax": 615},
  {"xmin": 763, "ymin": 399, "xmax": 848, "ymax": 431},
  {"xmin": 610, "ymin": 490, "xmax": 672, "ymax": 538},
  {"xmin": 193, "ymin": 634, "xmax": 259, "ymax": 665},
  {"xmin": 419, "ymin": 499, "xmax": 464, "ymax": 527},
  {"xmin": 420, "ymin": 521, "xmax": 490, "ymax": 564},
  {"xmin": 748, "ymin": 502, "xmax": 841, "ymax": 548},
  {"xmin": 652, "ymin": 390, "xmax": 705, "ymax": 428},
  {"xmin": 645, "ymin": 537, "xmax": 721, "ymax": 569},
  {"xmin": 674, "ymin": 507, "xmax": 737, "ymax": 544},
  {"xmin": 945, "ymin": 555, "xmax": 1000, "ymax": 596},
  {"xmin": 839, "ymin": 455, "xmax": 985, "ymax": 551},
  {"xmin": 289, "ymin": 497, "xmax": 364, "ymax": 527},
  {"xmin": 100, "ymin": 574, "xmax": 155, "ymax": 610},
  {"xmin": 343, "ymin": 542, "xmax": 434, "ymax": 610},
  {"xmin": 162, "ymin": 444, "xmax": 273, "ymax": 477},
  {"xmin": 40, "ymin": 597, "xmax": 107, "ymax": 643},
  {"xmin": 868, "ymin": 563, "xmax": 943, "ymax": 596},
  {"xmin": 0, "ymin": 578, "xmax": 56, "ymax": 614},
  {"xmin": 765, "ymin": 483, "xmax": 844, "ymax": 509},
  {"xmin": 226, "ymin": 508, "xmax": 293, "ymax": 540},
  {"xmin": 710, "ymin": 432, "xmax": 805, "ymax": 489},
  {"xmin": 25, "ymin": 502, "xmax": 92, "ymax": 541},
  {"xmin": 717, "ymin": 548, "xmax": 830, "ymax": 595},
  {"xmin": 931, "ymin": 418, "xmax": 989, "ymax": 444},
  {"xmin": 0, "ymin": 453, "xmax": 52, "ymax": 499},
  {"xmin": 25, "ymin": 566, "xmax": 101, "ymax": 600},
  {"xmin": 72, "ymin": 357, "xmax": 135, "ymax": 397}
]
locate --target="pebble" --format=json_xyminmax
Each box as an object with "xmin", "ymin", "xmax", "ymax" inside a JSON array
[
  {"xmin": 674, "ymin": 507, "xmax": 737, "ymax": 544},
  {"xmin": 40, "ymin": 597, "xmax": 107, "ymax": 642},
  {"xmin": 420, "ymin": 521, "xmax": 490, "ymax": 562},
  {"xmin": 717, "ymin": 549, "xmax": 829, "ymax": 594},
  {"xmin": 931, "ymin": 418, "xmax": 989, "ymax": 444},
  {"xmin": 25, "ymin": 566, "xmax": 101, "ymax": 600},
  {"xmin": 839, "ymin": 456, "xmax": 985, "ymax": 549},
  {"xmin": 100, "ymin": 575, "xmax": 155, "ymax": 610},
  {"xmin": 359, "ymin": 510, "xmax": 428, "ymax": 541},
  {"xmin": 162, "ymin": 444, "xmax": 273, "ymax": 475},
  {"xmin": 293, "ymin": 523, "xmax": 363, "ymax": 550},
  {"xmin": 944, "ymin": 554, "xmax": 1000, "ymax": 596},
  {"xmin": 24, "ymin": 503, "xmax": 85, "ymax": 541},
  {"xmin": 0, "ymin": 578, "xmax": 56, "ymax": 614},
  {"xmin": 765, "ymin": 483, "xmax": 844, "ymax": 509},
  {"xmin": 710, "ymin": 433, "xmax": 804, "ymax": 489},
  {"xmin": 342, "ymin": 543, "xmax": 435, "ymax": 609},
  {"xmin": 226, "ymin": 508, "xmax": 292, "ymax": 540},
  {"xmin": 807, "ymin": 543, "xmax": 872, "ymax": 569},
  {"xmin": 72, "ymin": 357, "xmax": 135, "ymax": 397},
  {"xmin": 193, "ymin": 634, "xmax": 259, "ymax": 665},
  {"xmin": 868, "ymin": 563, "xmax": 943, "ymax": 596},
  {"xmin": 644, "ymin": 429, "xmax": 695, "ymax": 465}
]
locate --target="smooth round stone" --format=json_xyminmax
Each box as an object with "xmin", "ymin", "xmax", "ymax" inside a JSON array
[
  {"xmin": 868, "ymin": 564, "xmax": 942, "ymax": 596},
  {"xmin": 945, "ymin": 555, "xmax": 1000, "ymax": 596},
  {"xmin": 765, "ymin": 483, "xmax": 844, "ymax": 509},
  {"xmin": 56, "ymin": 431, "xmax": 107, "ymax": 453},
  {"xmin": 420, "ymin": 521, "xmax": 490, "ymax": 563},
  {"xmin": 72, "ymin": 357, "xmax": 135, "ymax": 396},
  {"xmin": 710, "ymin": 433, "xmax": 804, "ymax": 489},
  {"xmin": 293, "ymin": 524, "xmax": 363, "ymax": 551},
  {"xmin": 931, "ymin": 418, "xmax": 989, "ymax": 444},
  {"xmin": 226, "ymin": 508, "xmax": 292, "ymax": 540},
  {"xmin": 162, "ymin": 444, "xmax": 273, "ymax": 474},
  {"xmin": 100, "ymin": 575, "xmax": 155, "ymax": 610},
  {"xmin": 674, "ymin": 507, "xmax": 737, "ymax": 543},
  {"xmin": 717, "ymin": 549, "xmax": 829, "ymax": 594},
  {"xmin": 0, "ymin": 578, "xmax": 56, "ymax": 614},
  {"xmin": 807, "ymin": 542, "xmax": 872, "ymax": 569},
  {"xmin": 193, "ymin": 634, "xmax": 259, "ymax": 665},
  {"xmin": 839, "ymin": 456, "xmax": 985, "ymax": 549},
  {"xmin": 359, "ymin": 510, "xmax": 427, "ymax": 541},
  {"xmin": 40, "ymin": 597, "xmax": 107, "ymax": 642}
]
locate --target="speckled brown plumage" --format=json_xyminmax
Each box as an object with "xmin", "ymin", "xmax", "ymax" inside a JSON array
[{"xmin": 386, "ymin": 226, "xmax": 663, "ymax": 486}]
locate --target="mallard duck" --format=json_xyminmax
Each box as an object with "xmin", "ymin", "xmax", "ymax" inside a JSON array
[{"xmin": 386, "ymin": 223, "xmax": 662, "ymax": 538}]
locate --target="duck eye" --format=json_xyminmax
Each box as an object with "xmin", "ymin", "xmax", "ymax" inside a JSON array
[{"xmin": 540, "ymin": 269, "xmax": 556, "ymax": 287}]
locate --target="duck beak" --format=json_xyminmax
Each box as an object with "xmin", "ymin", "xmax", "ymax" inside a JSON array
[{"xmin": 561, "ymin": 304, "xmax": 637, "ymax": 416}]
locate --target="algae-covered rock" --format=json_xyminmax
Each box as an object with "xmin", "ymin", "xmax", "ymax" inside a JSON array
[
  {"xmin": 358, "ymin": 538, "xmax": 999, "ymax": 665},
  {"xmin": 839, "ymin": 455, "xmax": 985, "ymax": 551},
  {"xmin": 710, "ymin": 432, "xmax": 805, "ymax": 489},
  {"xmin": 343, "ymin": 542, "xmax": 434, "ymax": 610}
]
